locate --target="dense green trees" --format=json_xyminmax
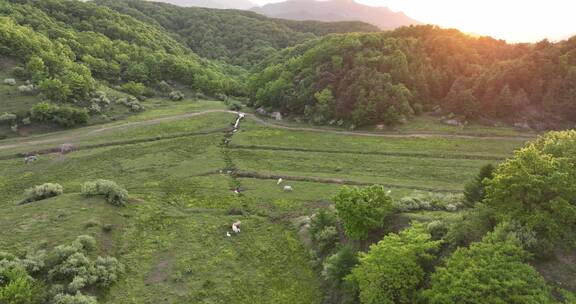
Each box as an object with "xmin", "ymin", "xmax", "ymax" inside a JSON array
[
  {"xmin": 95, "ymin": 0, "xmax": 377, "ymax": 68},
  {"xmin": 485, "ymin": 131, "xmax": 576, "ymax": 245},
  {"xmin": 463, "ymin": 163, "xmax": 495, "ymax": 206},
  {"xmin": 333, "ymin": 185, "xmax": 395, "ymax": 240},
  {"xmin": 424, "ymin": 225, "xmax": 555, "ymax": 304},
  {"xmin": 250, "ymin": 26, "xmax": 576, "ymax": 127},
  {"xmin": 349, "ymin": 224, "xmax": 441, "ymax": 304}
]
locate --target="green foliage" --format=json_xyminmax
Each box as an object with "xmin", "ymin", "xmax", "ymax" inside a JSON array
[
  {"xmin": 334, "ymin": 185, "xmax": 395, "ymax": 240},
  {"xmin": 95, "ymin": 0, "xmax": 376, "ymax": 68},
  {"xmin": 20, "ymin": 183, "xmax": 63, "ymax": 204},
  {"xmin": 0, "ymin": 266, "xmax": 36, "ymax": 304},
  {"xmin": 424, "ymin": 225, "xmax": 555, "ymax": 304},
  {"xmin": 250, "ymin": 26, "xmax": 576, "ymax": 126},
  {"xmin": 485, "ymin": 130, "xmax": 576, "ymax": 244},
  {"xmin": 0, "ymin": 235, "xmax": 122, "ymax": 304},
  {"xmin": 309, "ymin": 210, "xmax": 339, "ymax": 255},
  {"xmin": 348, "ymin": 224, "xmax": 441, "ymax": 304},
  {"xmin": 82, "ymin": 179, "xmax": 129, "ymax": 206},
  {"xmin": 53, "ymin": 292, "xmax": 98, "ymax": 304},
  {"xmin": 168, "ymin": 90, "xmax": 184, "ymax": 101},
  {"xmin": 30, "ymin": 102, "xmax": 88, "ymax": 128},
  {"xmin": 463, "ymin": 163, "xmax": 495, "ymax": 206},
  {"xmin": 39, "ymin": 78, "xmax": 71, "ymax": 102},
  {"xmin": 121, "ymin": 81, "xmax": 147, "ymax": 98},
  {"xmin": 321, "ymin": 245, "xmax": 358, "ymax": 287},
  {"xmin": 0, "ymin": 112, "xmax": 17, "ymax": 125},
  {"xmin": 394, "ymin": 192, "xmax": 464, "ymax": 212}
]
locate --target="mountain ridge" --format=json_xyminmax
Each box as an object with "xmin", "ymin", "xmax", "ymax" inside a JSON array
[{"xmin": 252, "ymin": 0, "xmax": 421, "ymax": 30}]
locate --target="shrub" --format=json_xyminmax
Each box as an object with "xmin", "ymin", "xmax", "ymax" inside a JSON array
[
  {"xmin": 20, "ymin": 183, "xmax": 63, "ymax": 204},
  {"xmin": 169, "ymin": 90, "xmax": 184, "ymax": 101},
  {"xmin": 427, "ymin": 220, "xmax": 448, "ymax": 240},
  {"xmin": 3, "ymin": 78, "xmax": 16, "ymax": 86},
  {"xmin": 322, "ymin": 245, "xmax": 358, "ymax": 287},
  {"xmin": 334, "ymin": 185, "xmax": 395, "ymax": 240},
  {"xmin": 12, "ymin": 67, "xmax": 27, "ymax": 80},
  {"xmin": 82, "ymin": 179, "xmax": 128, "ymax": 206},
  {"xmin": 121, "ymin": 81, "xmax": 146, "ymax": 97},
  {"xmin": 30, "ymin": 102, "xmax": 88, "ymax": 127},
  {"xmin": 53, "ymin": 292, "xmax": 98, "ymax": 304},
  {"xmin": 118, "ymin": 97, "xmax": 143, "ymax": 112},
  {"xmin": 0, "ymin": 266, "xmax": 37, "ymax": 304},
  {"xmin": 463, "ymin": 164, "xmax": 494, "ymax": 206},
  {"xmin": 0, "ymin": 113, "xmax": 17, "ymax": 125},
  {"xmin": 423, "ymin": 225, "xmax": 555, "ymax": 304},
  {"xmin": 445, "ymin": 203, "xmax": 497, "ymax": 247},
  {"xmin": 227, "ymin": 100, "xmax": 243, "ymax": 111},
  {"xmin": 348, "ymin": 224, "xmax": 441, "ymax": 304},
  {"xmin": 394, "ymin": 192, "xmax": 464, "ymax": 212}
]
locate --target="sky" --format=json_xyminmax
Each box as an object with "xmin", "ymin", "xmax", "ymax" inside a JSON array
[{"xmin": 251, "ymin": 0, "xmax": 576, "ymax": 43}]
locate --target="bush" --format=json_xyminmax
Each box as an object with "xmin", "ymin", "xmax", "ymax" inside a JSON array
[
  {"xmin": 426, "ymin": 220, "xmax": 448, "ymax": 240},
  {"xmin": 82, "ymin": 179, "xmax": 128, "ymax": 206},
  {"xmin": 227, "ymin": 100, "xmax": 243, "ymax": 111},
  {"xmin": 463, "ymin": 164, "xmax": 494, "ymax": 206},
  {"xmin": 30, "ymin": 102, "xmax": 88, "ymax": 127},
  {"xmin": 169, "ymin": 90, "xmax": 184, "ymax": 101},
  {"xmin": 0, "ymin": 266, "xmax": 36, "ymax": 304},
  {"xmin": 423, "ymin": 225, "xmax": 555, "ymax": 304},
  {"xmin": 53, "ymin": 292, "xmax": 98, "ymax": 304},
  {"xmin": 348, "ymin": 224, "xmax": 441, "ymax": 304},
  {"xmin": 322, "ymin": 245, "xmax": 358, "ymax": 287},
  {"xmin": 445, "ymin": 203, "xmax": 497, "ymax": 248},
  {"xmin": 118, "ymin": 97, "xmax": 144, "ymax": 112},
  {"xmin": 309, "ymin": 210, "xmax": 339, "ymax": 255},
  {"xmin": 12, "ymin": 67, "xmax": 27, "ymax": 80},
  {"xmin": 121, "ymin": 81, "xmax": 146, "ymax": 97},
  {"xmin": 20, "ymin": 183, "xmax": 64, "ymax": 204},
  {"xmin": 394, "ymin": 192, "xmax": 464, "ymax": 212},
  {"xmin": 0, "ymin": 113, "xmax": 17, "ymax": 125},
  {"xmin": 334, "ymin": 185, "xmax": 395, "ymax": 240}
]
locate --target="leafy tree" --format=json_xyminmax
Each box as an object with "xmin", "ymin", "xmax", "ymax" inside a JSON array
[
  {"xmin": 463, "ymin": 163, "xmax": 495, "ymax": 206},
  {"xmin": 348, "ymin": 224, "xmax": 441, "ymax": 304},
  {"xmin": 333, "ymin": 185, "xmax": 395, "ymax": 240},
  {"xmin": 322, "ymin": 245, "xmax": 358, "ymax": 287},
  {"xmin": 485, "ymin": 130, "xmax": 576, "ymax": 244},
  {"xmin": 424, "ymin": 225, "xmax": 555, "ymax": 304},
  {"xmin": 39, "ymin": 78, "xmax": 71, "ymax": 102}
]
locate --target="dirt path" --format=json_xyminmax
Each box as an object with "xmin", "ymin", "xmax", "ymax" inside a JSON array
[
  {"xmin": 0, "ymin": 110, "xmax": 236, "ymax": 151},
  {"xmin": 0, "ymin": 110, "xmax": 531, "ymax": 153}
]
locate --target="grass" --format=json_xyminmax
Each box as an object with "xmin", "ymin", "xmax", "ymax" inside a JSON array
[
  {"xmin": 234, "ymin": 120, "xmax": 528, "ymax": 159},
  {"xmin": 0, "ymin": 98, "xmax": 543, "ymax": 302}
]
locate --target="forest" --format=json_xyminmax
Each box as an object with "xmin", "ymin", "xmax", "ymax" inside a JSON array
[{"xmin": 250, "ymin": 26, "xmax": 576, "ymax": 128}]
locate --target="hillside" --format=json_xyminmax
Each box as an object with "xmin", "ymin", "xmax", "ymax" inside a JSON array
[
  {"xmin": 96, "ymin": 0, "xmax": 379, "ymax": 67},
  {"xmin": 250, "ymin": 26, "xmax": 576, "ymax": 128},
  {"xmin": 253, "ymin": 0, "xmax": 421, "ymax": 30},
  {"xmin": 151, "ymin": 0, "xmax": 257, "ymax": 9}
]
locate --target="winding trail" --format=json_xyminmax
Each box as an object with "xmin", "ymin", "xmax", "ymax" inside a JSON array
[{"xmin": 0, "ymin": 110, "xmax": 532, "ymax": 154}]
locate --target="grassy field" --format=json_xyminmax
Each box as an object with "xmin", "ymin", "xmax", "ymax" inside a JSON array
[{"xmin": 0, "ymin": 99, "xmax": 537, "ymax": 303}]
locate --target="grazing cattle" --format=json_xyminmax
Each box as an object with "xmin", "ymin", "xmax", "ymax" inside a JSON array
[
  {"xmin": 226, "ymin": 232, "xmax": 231, "ymax": 237},
  {"xmin": 232, "ymin": 220, "xmax": 241, "ymax": 233},
  {"xmin": 277, "ymin": 178, "xmax": 283, "ymax": 185},
  {"xmin": 283, "ymin": 185, "xmax": 293, "ymax": 192},
  {"xmin": 24, "ymin": 155, "xmax": 38, "ymax": 164}
]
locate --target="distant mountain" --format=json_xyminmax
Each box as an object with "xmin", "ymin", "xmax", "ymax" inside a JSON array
[
  {"xmin": 252, "ymin": 0, "xmax": 421, "ymax": 30},
  {"xmin": 148, "ymin": 0, "xmax": 256, "ymax": 10}
]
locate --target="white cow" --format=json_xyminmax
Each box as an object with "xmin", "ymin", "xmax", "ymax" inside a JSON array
[
  {"xmin": 232, "ymin": 220, "xmax": 241, "ymax": 233},
  {"xmin": 277, "ymin": 178, "xmax": 283, "ymax": 185},
  {"xmin": 283, "ymin": 185, "xmax": 293, "ymax": 192}
]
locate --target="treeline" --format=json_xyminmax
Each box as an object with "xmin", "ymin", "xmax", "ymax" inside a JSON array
[
  {"xmin": 250, "ymin": 25, "xmax": 576, "ymax": 127},
  {"xmin": 94, "ymin": 0, "xmax": 379, "ymax": 68}
]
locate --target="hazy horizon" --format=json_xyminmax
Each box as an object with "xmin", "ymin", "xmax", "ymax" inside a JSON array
[{"xmin": 251, "ymin": 0, "xmax": 576, "ymax": 43}]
